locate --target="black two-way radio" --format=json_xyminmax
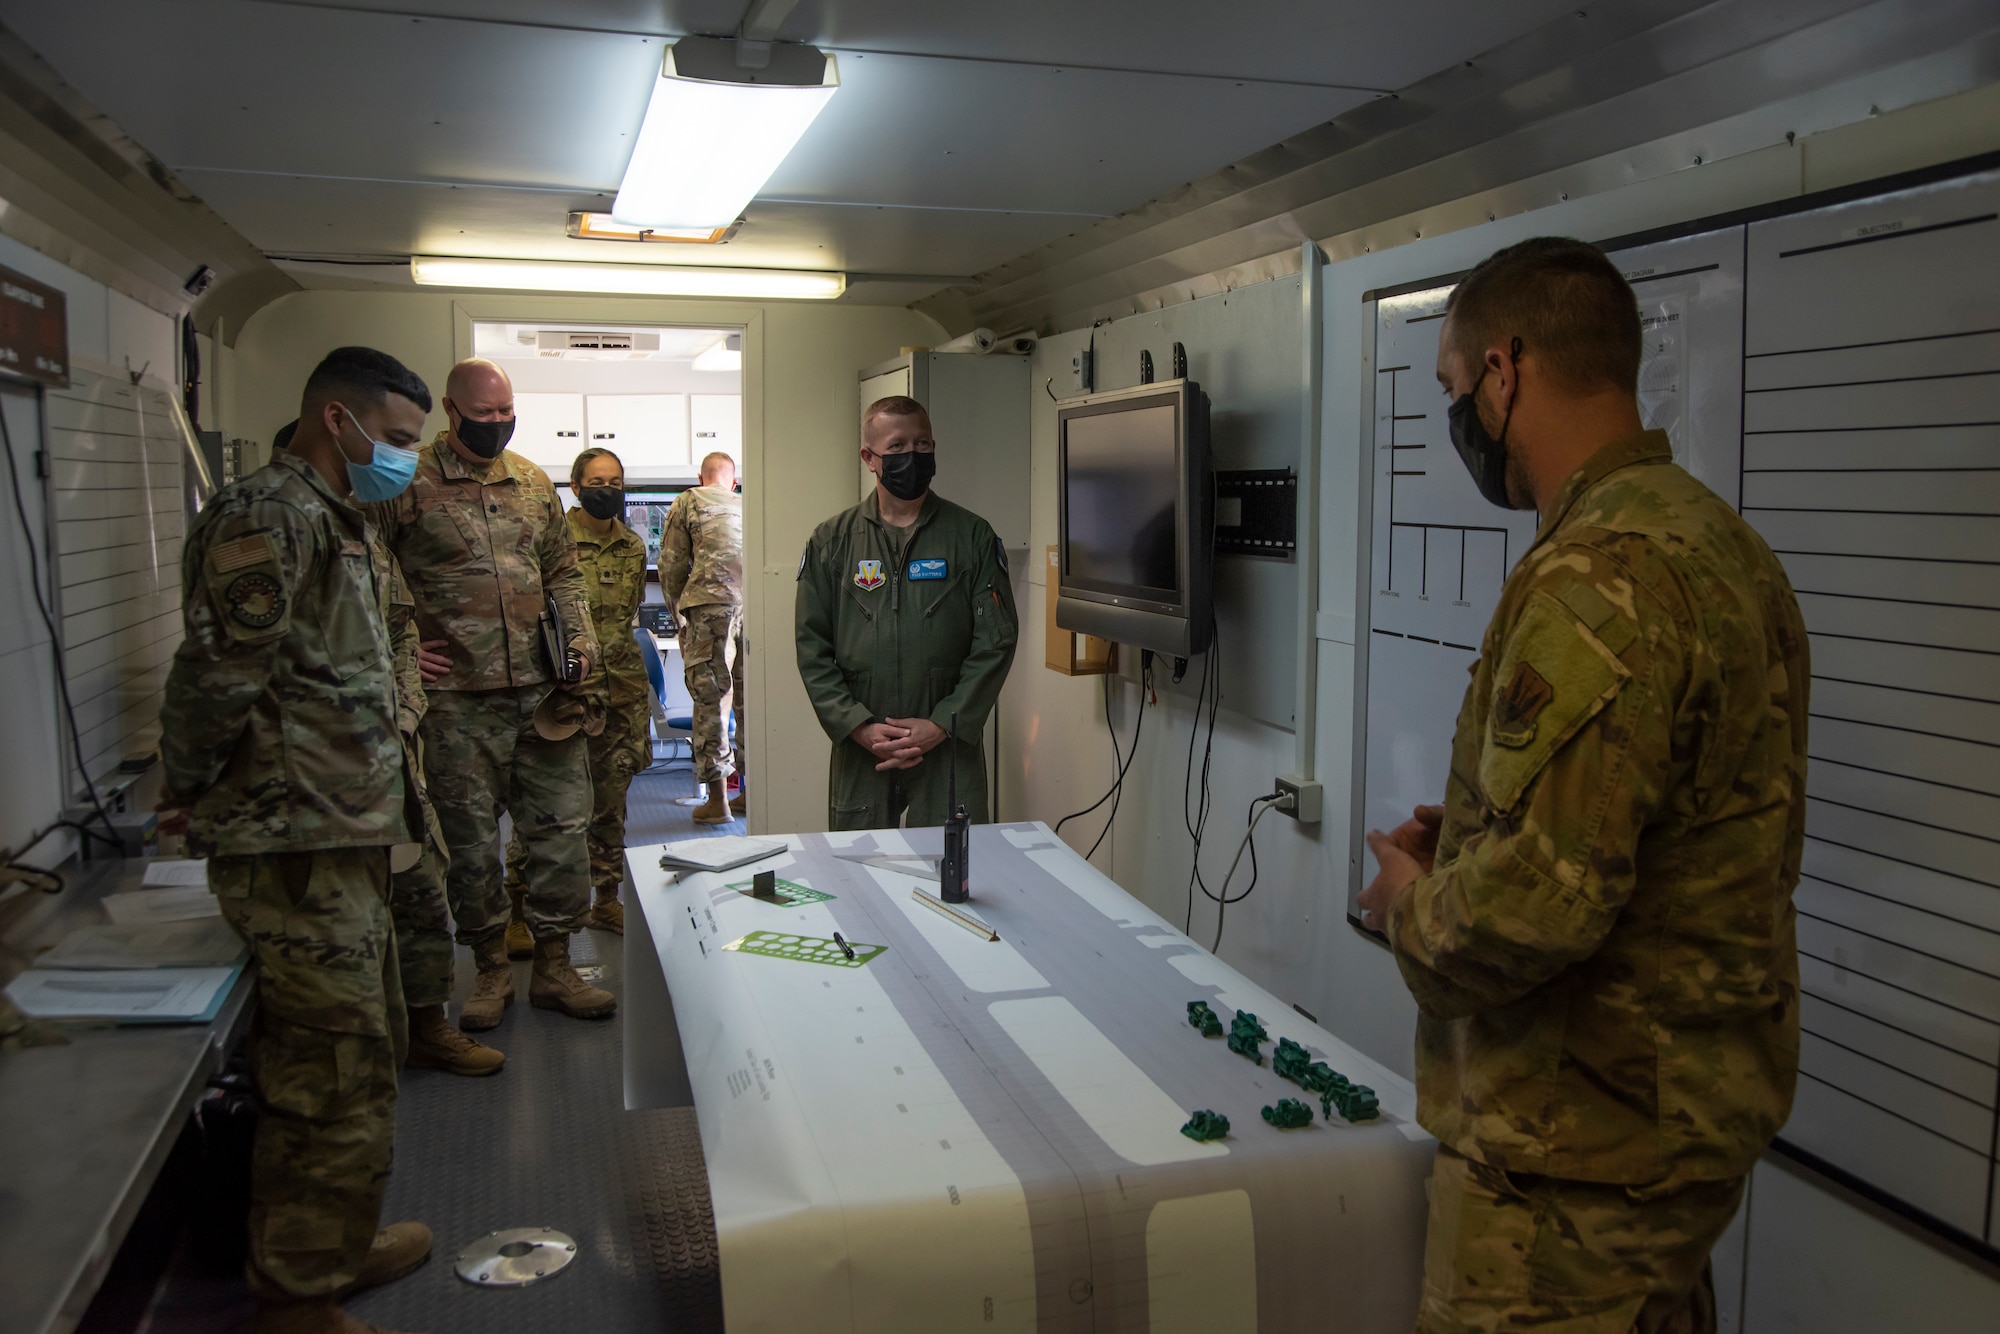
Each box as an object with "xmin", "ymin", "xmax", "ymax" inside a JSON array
[{"xmin": 940, "ymin": 711, "xmax": 970, "ymax": 904}]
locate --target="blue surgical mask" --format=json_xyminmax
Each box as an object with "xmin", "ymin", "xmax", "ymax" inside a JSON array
[{"xmin": 339, "ymin": 405, "xmax": 420, "ymax": 503}]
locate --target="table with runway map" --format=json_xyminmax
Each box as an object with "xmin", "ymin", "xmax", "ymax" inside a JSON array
[{"xmin": 626, "ymin": 822, "xmax": 1435, "ymax": 1333}]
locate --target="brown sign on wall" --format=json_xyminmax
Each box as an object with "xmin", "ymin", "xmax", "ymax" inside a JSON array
[{"xmin": 0, "ymin": 263, "xmax": 69, "ymax": 387}]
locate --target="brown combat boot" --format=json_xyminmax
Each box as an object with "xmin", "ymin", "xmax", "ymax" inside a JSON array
[
  {"xmin": 728, "ymin": 788, "xmax": 746, "ymax": 816},
  {"xmin": 504, "ymin": 884, "xmax": 533, "ymax": 960},
  {"xmin": 586, "ymin": 895, "xmax": 624, "ymax": 934},
  {"xmin": 336, "ymin": 1221, "xmax": 433, "ymax": 1296},
  {"xmin": 255, "ymin": 1297, "xmax": 415, "ymax": 1333},
  {"xmin": 405, "ymin": 1004, "xmax": 504, "ymax": 1076},
  {"xmin": 530, "ymin": 935, "xmax": 617, "ymax": 1019},
  {"xmin": 459, "ymin": 937, "xmax": 513, "ymax": 1032},
  {"xmin": 691, "ymin": 784, "xmax": 730, "ymax": 825}
]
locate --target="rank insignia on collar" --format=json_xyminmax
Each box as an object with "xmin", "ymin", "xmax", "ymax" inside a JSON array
[{"xmin": 853, "ymin": 558, "xmax": 886, "ymax": 591}]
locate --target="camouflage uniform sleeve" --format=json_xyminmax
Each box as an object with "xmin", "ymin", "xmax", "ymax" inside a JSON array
[
  {"xmin": 160, "ymin": 499, "xmax": 314, "ymax": 803},
  {"xmin": 929, "ymin": 529, "xmax": 1019, "ymax": 734},
  {"xmin": 659, "ymin": 491, "xmax": 693, "ymax": 608},
  {"xmin": 538, "ymin": 482, "xmax": 598, "ymax": 671},
  {"xmin": 1386, "ymin": 540, "xmax": 1688, "ymax": 1018},
  {"xmin": 794, "ymin": 527, "xmax": 874, "ymax": 742},
  {"xmin": 387, "ymin": 556, "xmax": 426, "ymax": 736}
]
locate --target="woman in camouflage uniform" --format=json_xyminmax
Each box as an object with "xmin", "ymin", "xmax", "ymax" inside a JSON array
[{"xmin": 504, "ymin": 447, "xmax": 650, "ymax": 940}]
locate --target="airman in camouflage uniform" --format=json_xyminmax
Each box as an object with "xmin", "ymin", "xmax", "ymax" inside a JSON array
[
  {"xmin": 660, "ymin": 451, "xmax": 745, "ymax": 825},
  {"xmin": 273, "ymin": 418, "xmax": 496, "ymax": 1075},
  {"xmin": 367, "ymin": 358, "xmax": 614, "ymax": 1032},
  {"xmin": 1360, "ymin": 240, "xmax": 1808, "ymax": 1334},
  {"xmin": 159, "ymin": 347, "xmax": 434, "ymax": 1333},
  {"xmin": 379, "ymin": 537, "xmax": 504, "ymax": 1076},
  {"xmin": 504, "ymin": 448, "xmax": 650, "ymax": 935}
]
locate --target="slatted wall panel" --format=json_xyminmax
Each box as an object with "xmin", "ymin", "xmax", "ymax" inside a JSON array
[{"xmin": 49, "ymin": 368, "xmax": 185, "ymax": 785}]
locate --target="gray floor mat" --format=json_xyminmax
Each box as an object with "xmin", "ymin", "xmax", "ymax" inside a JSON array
[{"xmin": 140, "ymin": 767, "xmax": 738, "ymax": 1333}]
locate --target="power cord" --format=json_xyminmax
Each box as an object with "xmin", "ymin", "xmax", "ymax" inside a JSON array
[
  {"xmin": 1182, "ymin": 608, "xmax": 1222, "ymax": 933},
  {"xmin": 1054, "ymin": 653, "xmax": 1153, "ymax": 858},
  {"xmin": 0, "ymin": 393, "xmax": 125, "ymax": 862},
  {"xmin": 1211, "ymin": 791, "xmax": 1289, "ymax": 953}
]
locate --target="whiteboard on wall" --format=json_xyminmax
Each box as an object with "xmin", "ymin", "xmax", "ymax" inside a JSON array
[{"xmin": 1345, "ymin": 168, "xmax": 2000, "ymax": 1253}]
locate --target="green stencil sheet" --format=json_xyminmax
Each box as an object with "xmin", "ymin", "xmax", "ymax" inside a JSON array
[
  {"xmin": 721, "ymin": 931, "xmax": 885, "ymax": 969},
  {"xmin": 724, "ymin": 878, "xmax": 835, "ymax": 907}
]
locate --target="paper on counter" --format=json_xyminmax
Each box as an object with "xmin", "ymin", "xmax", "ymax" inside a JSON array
[
  {"xmin": 6, "ymin": 965, "xmax": 239, "ymax": 1021},
  {"xmin": 102, "ymin": 885, "xmax": 221, "ymax": 925},
  {"xmin": 658, "ymin": 835, "xmax": 786, "ymax": 874},
  {"xmin": 141, "ymin": 859, "xmax": 209, "ymax": 887},
  {"xmin": 38, "ymin": 918, "xmax": 245, "ymax": 970}
]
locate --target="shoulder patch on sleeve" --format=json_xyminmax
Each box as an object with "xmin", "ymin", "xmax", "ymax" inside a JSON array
[
  {"xmin": 1477, "ymin": 587, "xmax": 1630, "ymax": 812},
  {"xmin": 225, "ymin": 571, "xmax": 287, "ymax": 631},
  {"xmin": 209, "ymin": 531, "xmax": 275, "ymax": 574}
]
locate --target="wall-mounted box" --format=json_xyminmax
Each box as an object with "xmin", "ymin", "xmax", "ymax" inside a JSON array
[{"xmin": 1044, "ymin": 547, "xmax": 1116, "ymax": 676}]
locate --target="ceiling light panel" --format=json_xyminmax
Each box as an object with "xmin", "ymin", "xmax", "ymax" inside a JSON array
[
  {"xmin": 611, "ymin": 42, "xmax": 840, "ymax": 231},
  {"xmin": 412, "ymin": 257, "xmax": 845, "ymax": 300}
]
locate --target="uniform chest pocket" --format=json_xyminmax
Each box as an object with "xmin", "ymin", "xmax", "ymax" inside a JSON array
[{"xmin": 317, "ymin": 546, "xmax": 386, "ymax": 682}]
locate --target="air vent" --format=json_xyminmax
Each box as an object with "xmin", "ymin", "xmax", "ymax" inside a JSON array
[{"xmin": 533, "ymin": 330, "xmax": 661, "ymax": 359}]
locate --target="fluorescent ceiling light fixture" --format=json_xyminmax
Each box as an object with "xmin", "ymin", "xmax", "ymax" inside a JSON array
[
  {"xmin": 568, "ymin": 212, "xmax": 733, "ymax": 244},
  {"xmin": 692, "ymin": 334, "xmax": 743, "ymax": 372},
  {"xmin": 611, "ymin": 39, "xmax": 839, "ymax": 231},
  {"xmin": 410, "ymin": 257, "xmax": 845, "ymax": 300}
]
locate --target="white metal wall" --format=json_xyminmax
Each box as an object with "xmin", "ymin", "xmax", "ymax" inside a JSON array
[{"xmin": 49, "ymin": 369, "xmax": 184, "ymax": 788}]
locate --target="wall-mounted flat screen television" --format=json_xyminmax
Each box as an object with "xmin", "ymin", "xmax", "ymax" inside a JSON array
[{"xmin": 1056, "ymin": 378, "xmax": 1212, "ymax": 658}]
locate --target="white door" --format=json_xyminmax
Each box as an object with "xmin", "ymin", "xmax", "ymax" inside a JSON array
[
  {"xmin": 511, "ymin": 392, "xmax": 586, "ymax": 479},
  {"xmin": 858, "ymin": 367, "xmax": 909, "ymax": 500},
  {"xmin": 585, "ymin": 393, "xmax": 689, "ymax": 482},
  {"xmin": 689, "ymin": 394, "xmax": 741, "ymax": 475}
]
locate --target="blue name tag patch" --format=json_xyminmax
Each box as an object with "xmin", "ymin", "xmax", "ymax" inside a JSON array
[{"xmin": 908, "ymin": 559, "xmax": 948, "ymax": 581}]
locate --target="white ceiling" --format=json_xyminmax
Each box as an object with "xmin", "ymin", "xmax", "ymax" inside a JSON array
[{"xmin": 0, "ymin": 0, "xmax": 1586, "ymax": 304}]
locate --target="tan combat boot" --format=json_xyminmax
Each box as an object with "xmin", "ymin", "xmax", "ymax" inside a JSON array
[
  {"xmin": 255, "ymin": 1298, "xmax": 416, "ymax": 1333},
  {"xmin": 504, "ymin": 883, "xmax": 533, "ymax": 960},
  {"xmin": 691, "ymin": 784, "xmax": 730, "ymax": 825},
  {"xmin": 405, "ymin": 1004, "xmax": 505, "ymax": 1076},
  {"xmin": 586, "ymin": 894, "xmax": 624, "ymax": 934},
  {"xmin": 459, "ymin": 937, "xmax": 514, "ymax": 1032},
  {"xmin": 728, "ymin": 785, "xmax": 746, "ymax": 817},
  {"xmin": 336, "ymin": 1221, "xmax": 433, "ymax": 1296},
  {"xmin": 530, "ymin": 935, "xmax": 617, "ymax": 1019}
]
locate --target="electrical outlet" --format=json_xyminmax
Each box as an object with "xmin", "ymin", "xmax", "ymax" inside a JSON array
[{"xmin": 1274, "ymin": 775, "xmax": 1323, "ymax": 823}]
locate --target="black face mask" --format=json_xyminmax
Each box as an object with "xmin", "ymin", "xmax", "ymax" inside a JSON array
[
  {"xmin": 1447, "ymin": 338, "xmax": 1523, "ymax": 510},
  {"xmin": 578, "ymin": 486, "xmax": 625, "ymax": 520},
  {"xmin": 454, "ymin": 413, "xmax": 515, "ymax": 459},
  {"xmin": 875, "ymin": 449, "xmax": 935, "ymax": 502}
]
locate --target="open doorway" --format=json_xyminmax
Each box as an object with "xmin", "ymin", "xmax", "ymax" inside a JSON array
[{"xmin": 470, "ymin": 320, "xmax": 744, "ymax": 814}]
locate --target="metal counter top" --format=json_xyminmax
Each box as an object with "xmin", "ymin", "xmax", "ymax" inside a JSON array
[{"xmin": 0, "ymin": 856, "xmax": 253, "ymax": 1334}]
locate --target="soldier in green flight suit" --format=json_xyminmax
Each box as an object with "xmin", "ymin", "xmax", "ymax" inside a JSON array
[
  {"xmin": 159, "ymin": 347, "xmax": 436, "ymax": 1334},
  {"xmin": 502, "ymin": 446, "xmax": 650, "ymax": 940},
  {"xmin": 795, "ymin": 395, "xmax": 1019, "ymax": 830},
  {"xmin": 1357, "ymin": 239, "xmax": 1809, "ymax": 1334}
]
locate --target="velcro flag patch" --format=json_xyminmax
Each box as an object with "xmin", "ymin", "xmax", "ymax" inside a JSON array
[{"xmin": 210, "ymin": 531, "xmax": 275, "ymax": 573}]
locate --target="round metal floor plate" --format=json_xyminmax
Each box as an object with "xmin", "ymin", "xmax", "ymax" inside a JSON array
[{"xmin": 454, "ymin": 1227, "xmax": 578, "ymax": 1287}]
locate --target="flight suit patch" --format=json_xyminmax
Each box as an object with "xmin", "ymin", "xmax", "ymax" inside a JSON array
[
  {"xmin": 210, "ymin": 532, "xmax": 274, "ymax": 573},
  {"xmin": 227, "ymin": 571, "xmax": 287, "ymax": 629},
  {"xmin": 908, "ymin": 558, "xmax": 947, "ymax": 580},
  {"xmin": 854, "ymin": 559, "xmax": 885, "ymax": 591},
  {"xmin": 1491, "ymin": 661, "xmax": 1554, "ymax": 748}
]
